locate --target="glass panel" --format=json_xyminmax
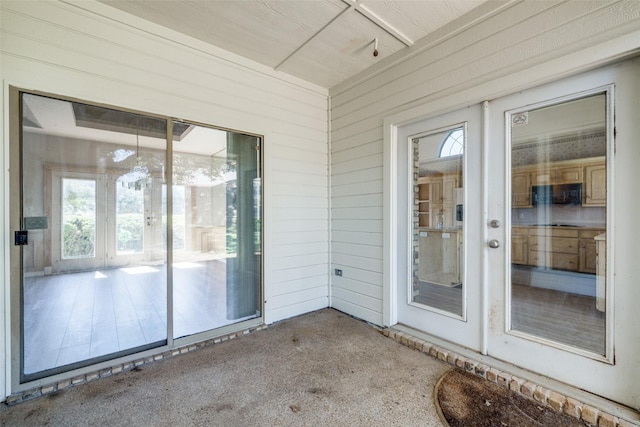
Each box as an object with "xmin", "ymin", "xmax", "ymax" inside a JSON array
[
  {"xmin": 62, "ymin": 178, "xmax": 96, "ymax": 259},
  {"xmin": 412, "ymin": 126, "xmax": 464, "ymax": 317},
  {"xmin": 172, "ymin": 124, "xmax": 261, "ymax": 339},
  {"xmin": 21, "ymin": 93, "xmax": 167, "ymax": 379},
  {"xmin": 161, "ymin": 185, "xmax": 186, "ymax": 251},
  {"xmin": 510, "ymin": 93, "xmax": 607, "ymax": 355},
  {"xmin": 115, "ymin": 184, "xmax": 144, "ymax": 254}
]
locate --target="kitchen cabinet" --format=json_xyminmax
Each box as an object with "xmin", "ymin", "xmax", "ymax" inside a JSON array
[
  {"xmin": 555, "ymin": 165, "xmax": 583, "ymax": 184},
  {"xmin": 418, "ymin": 229, "xmax": 461, "ymax": 286},
  {"xmin": 529, "ymin": 228, "xmax": 579, "ymax": 271},
  {"xmin": 417, "ymin": 183, "xmax": 430, "ymax": 227},
  {"xmin": 417, "ymin": 175, "xmax": 458, "ymax": 228},
  {"xmin": 578, "ymin": 229, "xmax": 600, "ymax": 274},
  {"xmin": 584, "ymin": 163, "xmax": 606, "ymax": 206},
  {"xmin": 511, "ymin": 226, "xmax": 604, "ymax": 274},
  {"xmin": 531, "ymin": 165, "xmax": 583, "ymax": 186},
  {"xmin": 511, "ymin": 227, "xmax": 529, "ymax": 265},
  {"xmin": 511, "ymin": 156, "xmax": 605, "ymax": 208},
  {"xmin": 512, "ymin": 172, "xmax": 532, "ymax": 207},
  {"xmin": 431, "ymin": 180, "xmax": 443, "ymax": 203}
]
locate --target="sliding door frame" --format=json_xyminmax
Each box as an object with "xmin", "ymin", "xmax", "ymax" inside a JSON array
[{"xmin": 8, "ymin": 86, "xmax": 265, "ymax": 393}]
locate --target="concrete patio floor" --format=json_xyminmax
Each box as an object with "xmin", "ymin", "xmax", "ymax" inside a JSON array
[{"xmin": 0, "ymin": 309, "xmax": 450, "ymax": 426}]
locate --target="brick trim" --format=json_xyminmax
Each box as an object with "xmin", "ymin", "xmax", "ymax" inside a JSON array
[
  {"xmin": 6, "ymin": 324, "xmax": 268, "ymax": 405},
  {"xmin": 383, "ymin": 328, "xmax": 640, "ymax": 427}
]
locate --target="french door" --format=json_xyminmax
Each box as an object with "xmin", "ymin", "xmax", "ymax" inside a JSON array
[
  {"xmin": 396, "ymin": 104, "xmax": 484, "ymax": 351},
  {"xmin": 485, "ymin": 61, "xmax": 638, "ymax": 407},
  {"xmin": 396, "ymin": 58, "xmax": 640, "ymax": 408}
]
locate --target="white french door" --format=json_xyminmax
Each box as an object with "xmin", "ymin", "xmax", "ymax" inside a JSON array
[
  {"xmin": 51, "ymin": 170, "xmax": 107, "ymax": 272},
  {"xmin": 395, "ymin": 58, "xmax": 640, "ymax": 408},
  {"xmin": 485, "ymin": 60, "xmax": 639, "ymax": 407},
  {"xmin": 396, "ymin": 104, "xmax": 484, "ymax": 351},
  {"xmin": 106, "ymin": 173, "xmax": 162, "ymax": 267}
]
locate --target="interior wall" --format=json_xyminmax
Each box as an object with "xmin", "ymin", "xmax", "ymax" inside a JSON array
[
  {"xmin": 328, "ymin": 0, "xmax": 640, "ymax": 325},
  {"xmin": 0, "ymin": 0, "xmax": 329, "ymax": 399}
]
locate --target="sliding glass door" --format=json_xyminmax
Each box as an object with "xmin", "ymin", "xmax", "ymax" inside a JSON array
[
  {"xmin": 14, "ymin": 91, "xmax": 262, "ymax": 382},
  {"xmin": 171, "ymin": 124, "xmax": 262, "ymax": 338}
]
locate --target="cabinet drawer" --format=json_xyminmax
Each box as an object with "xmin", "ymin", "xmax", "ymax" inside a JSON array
[
  {"xmin": 528, "ymin": 228, "xmax": 579, "ymax": 238},
  {"xmin": 512, "ymin": 227, "xmax": 529, "ymax": 236},
  {"xmin": 529, "ymin": 236, "xmax": 579, "ymax": 254},
  {"xmin": 529, "ymin": 251, "xmax": 578, "ymax": 270}
]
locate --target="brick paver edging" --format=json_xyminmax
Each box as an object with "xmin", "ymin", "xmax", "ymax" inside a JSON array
[
  {"xmin": 5, "ymin": 324, "xmax": 268, "ymax": 405},
  {"xmin": 383, "ymin": 328, "xmax": 639, "ymax": 427}
]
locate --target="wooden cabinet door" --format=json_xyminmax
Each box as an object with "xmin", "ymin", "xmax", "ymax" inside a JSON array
[
  {"xmin": 579, "ymin": 239, "xmax": 597, "ymax": 273},
  {"xmin": 512, "ymin": 172, "xmax": 531, "ymax": 207},
  {"xmin": 578, "ymin": 229, "xmax": 602, "ymax": 273},
  {"xmin": 511, "ymin": 235, "xmax": 528, "ymax": 265},
  {"xmin": 442, "ymin": 205, "xmax": 455, "ymax": 227},
  {"xmin": 584, "ymin": 164, "xmax": 606, "ymax": 206},
  {"xmin": 532, "ymin": 169, "xmax": 554, "ymax": 185},
  {"xmin": 431, "ymin": 180, "xmax": 443, "ymax": 203},
  {"xmin": 555, "ymin": 166, "xmax": 583, "ymax": 184},
  {"xmin": 442, "ymin": 176, "xmax": 457, "ymax": 204}
]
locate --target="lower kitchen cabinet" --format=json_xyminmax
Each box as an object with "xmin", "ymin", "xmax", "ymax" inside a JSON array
[
  {"xmin": 417, "ymin": 229, "xmax": 461, "ymax": 286},
  {"xmin": 511, "ymin": 226, "xmax": 604, "ymax": 273}
]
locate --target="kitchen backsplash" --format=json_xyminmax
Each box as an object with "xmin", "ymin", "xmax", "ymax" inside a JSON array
[
  {"xmin": 512, "ymin": 130, "xmax": 605, "ymax": 166},
  {"xmin": 512, "ymin": 205, "xmax": 606, "ymax": 227}
]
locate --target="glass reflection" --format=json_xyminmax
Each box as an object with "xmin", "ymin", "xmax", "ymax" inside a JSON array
[
  {"xmin": 172, "ymin": 126, "xmax": 262, "ymax": 338},
  {"xmin": 412, "ymin": 126, "xmax": 464, "ymax": 316},
  {"xmin": 510, "ymin": 93, "xmax": 607, "ymax": 355},
  {"xmin": 21, "ymin": 93, "xmax": 167, "ymax": 378}
]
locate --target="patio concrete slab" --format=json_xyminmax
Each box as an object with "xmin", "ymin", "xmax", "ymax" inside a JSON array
[{"xmin": 0, "ymin": 309, "xmax": 449, "ymax": 426}]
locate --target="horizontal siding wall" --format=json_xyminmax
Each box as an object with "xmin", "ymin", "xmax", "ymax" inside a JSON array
[
  {"xmin": 329, "ymin": 0, "xmax": 640, "ymax": 326},
  {"xmin": 0, "ymin": 0, "xmax": 328, "ymax": 345}
]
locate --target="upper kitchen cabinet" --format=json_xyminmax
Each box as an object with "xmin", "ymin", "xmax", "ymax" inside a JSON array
[
  {"xmin": 584, "ymin": 161, "xmax": 607, "ymax": 206},
  {"xmin": 511, "ymin": 95, "xmax": 606, "ymax": 209},
  {"xmin": 512, "ymin": 171, "xmax": 532, "ymax": 208},
  {"xmin": 532, "ymin": 164, "xmax": 582, "ymax": 186}
]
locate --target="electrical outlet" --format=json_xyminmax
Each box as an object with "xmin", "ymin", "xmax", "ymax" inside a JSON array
[{"xmin": 334, "ymin": 269, "xmax": 342, "ymax": 276}]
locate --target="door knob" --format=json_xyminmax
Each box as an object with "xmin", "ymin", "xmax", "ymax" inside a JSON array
[{"xmin": 488, "ymin": 239, "xmax": 500, "ymax": 249}]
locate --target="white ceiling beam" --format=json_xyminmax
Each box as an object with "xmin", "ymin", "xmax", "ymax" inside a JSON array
[
  {"xmin": 342, "ymin": 0, "xmax": 414, "ymax": 47},
  {"xmin": 274, "ymin": 2, "xmax": 357, "ymax": 71}
]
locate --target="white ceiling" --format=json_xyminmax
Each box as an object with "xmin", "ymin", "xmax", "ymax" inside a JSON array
[{"xmin": 100, "ymin": 0, "xmax": 488, "ymax": 88}]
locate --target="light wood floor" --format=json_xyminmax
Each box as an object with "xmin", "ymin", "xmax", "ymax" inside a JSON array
[
  {"xmin": 23, "ymin": 259, "xmax": 254, "ymax": 376},
  {"xmin": 511, "ymin": 283, "xmax": 605, "ymax": 355},
  {"xmin": 415, "ymin": 271, "xmax": 605, "ymax": 355}
]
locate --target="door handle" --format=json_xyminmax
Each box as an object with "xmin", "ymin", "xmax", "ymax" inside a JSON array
[{"xmin": 488, "ymin": 239, "xmax": 500, "ymax": 249}]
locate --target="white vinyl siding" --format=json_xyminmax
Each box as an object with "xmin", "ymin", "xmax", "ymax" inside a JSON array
[
  {"xmin": 0, "ymin": 0, "xmax": 329, "ymax": 398},
  {"xmin": 329, "ymin": 0, "xmax": 640, "ymax": 325}
]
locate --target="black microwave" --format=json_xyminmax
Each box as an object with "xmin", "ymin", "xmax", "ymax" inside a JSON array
[{"xmin": 532, "ymin": 183, "xmax": 582, "ymax": 205}]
